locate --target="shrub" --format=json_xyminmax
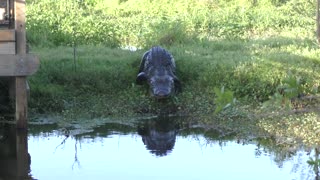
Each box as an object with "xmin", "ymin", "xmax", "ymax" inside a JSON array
[{"xmin": 26, "ymin": 0, "xmax": 316, "ymax": 47}]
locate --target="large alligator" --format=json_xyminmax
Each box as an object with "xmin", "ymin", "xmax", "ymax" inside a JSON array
[{"xmin": 136, "ymin": 46, "xmax": 181, "ymax": 99}]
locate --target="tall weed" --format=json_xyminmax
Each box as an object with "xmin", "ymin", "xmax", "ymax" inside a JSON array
[{"xmin": 26, "ymin": 0, "xmax": 316, "ymax": 47}]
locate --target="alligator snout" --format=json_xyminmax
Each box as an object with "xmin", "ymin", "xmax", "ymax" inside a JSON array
[{"xmin": 153, "ymin": 89, "xmax": 171, "ymax": 99}]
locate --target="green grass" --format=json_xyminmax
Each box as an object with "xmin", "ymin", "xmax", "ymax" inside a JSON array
[
  {"xmin": 28, "ymin": 36, "xmax": 320, "ymax": 119},
  {"xmin": 26, "ymin": 0, "xmax": 315, "ymax": 47}
]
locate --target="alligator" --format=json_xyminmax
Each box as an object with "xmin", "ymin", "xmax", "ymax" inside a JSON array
[{"xmin": 136, "ymin": 46, "xmax": 181, "ymax": 99}]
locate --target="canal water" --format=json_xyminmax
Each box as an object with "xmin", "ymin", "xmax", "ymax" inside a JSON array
[{"xmin": 0, "ymin": 116, "xmax": 318, "ymax": 180}]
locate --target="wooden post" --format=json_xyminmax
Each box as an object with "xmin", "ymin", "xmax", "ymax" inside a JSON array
[
  {"xmin": 15, "ymin": 0, "xmax": 27, "ymax": 129},
  {"xmin": 0, "ymin": 1, "xmax": 38, "ymax": 127}
]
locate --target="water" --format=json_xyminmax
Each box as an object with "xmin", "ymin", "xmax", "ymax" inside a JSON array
[{"xmin": 0, "ymin": 116, "xmax": 318, "ymax": 180}]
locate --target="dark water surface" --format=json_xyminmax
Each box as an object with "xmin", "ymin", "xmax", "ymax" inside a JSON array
[{"xmin": 0, "ymin": 116, "xmax": 318, "ymax": 180}]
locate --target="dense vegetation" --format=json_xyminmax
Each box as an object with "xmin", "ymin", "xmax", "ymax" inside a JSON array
[
  {"xmin": 26, "ymin": 0, "xmax": 315, "ymax": 47},
  {"xmin": 25, "ymin": 0, "xmax": 320, "ymax": 124}
]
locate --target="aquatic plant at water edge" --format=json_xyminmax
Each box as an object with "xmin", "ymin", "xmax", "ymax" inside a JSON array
[{"xmin": 213, "ymin": 86, "xmax": 236, "ymax": 114}]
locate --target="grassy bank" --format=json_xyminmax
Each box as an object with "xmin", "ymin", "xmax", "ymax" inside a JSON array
[
  {"xmin": 28, "ymin": 36, "xmax": 320, "ymax": 118},
  {"xmin": 25, "ymin": 0, "xmax": 320, "ymax": 117}
]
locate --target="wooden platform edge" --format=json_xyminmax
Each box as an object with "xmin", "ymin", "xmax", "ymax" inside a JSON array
[
  {"xmin": 0, "ymin": 54, "xmax": 40, "ymax": 76},
  {"xmin": 0, "ymin": 42, "xmax": 16, "ymax": 54},
  {"xmin": 0, "ymin": 29, "xmax": 16, "ymax": 41}
]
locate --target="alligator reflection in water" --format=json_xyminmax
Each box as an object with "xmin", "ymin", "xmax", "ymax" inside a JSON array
[
  {"xmin": 0, "ymin": 123, "xmax": 31, "ymax": 179},
  {"xmin": 137, "ymin": 116, "xmax": 179, "ymax": 156}
]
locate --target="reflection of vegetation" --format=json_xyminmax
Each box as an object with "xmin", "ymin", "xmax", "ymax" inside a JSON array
[
  {"xmin": 255, "ymin": 137, "xmax": 298, "ymax": 168},
  {"xmin": 27, "ymin": 115, "xmax": 320, "ymax": 178},
  {"xmin": 307, "ymin": 148, "xmax": 320, "ymax": 179},
  {"xmin": 258, "ymin": 113, "xmax": 320, "ymax": 146}
]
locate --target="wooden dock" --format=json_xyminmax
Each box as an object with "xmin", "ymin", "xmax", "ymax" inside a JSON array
[{"xmin": 0, "ymin": 0, "xmax": 39, "ymax": 129}]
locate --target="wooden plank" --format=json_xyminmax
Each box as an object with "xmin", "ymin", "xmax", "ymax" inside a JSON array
[
  {"xmin": 0, "ymin": 54, "xmax": 39, "ymax": 76},
  {"xmin": 0, "ymin": 30, "xmax": 15, "ymax": 41},
  {"xmin": 0, "ymin": 42, "xmax": 15, "ymax": 54}
]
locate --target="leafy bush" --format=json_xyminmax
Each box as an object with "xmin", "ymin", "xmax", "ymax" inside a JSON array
[
  {"xmin": 263, "ymin": 72, "xmax": 318, "ymax": 110},
  {"xmin": 26, "ymin": 0, "xmax": 316, "ymax": 47},
  {"xmin": 26, "ymin": 0, "xmax": 120, "ymax": 47}
]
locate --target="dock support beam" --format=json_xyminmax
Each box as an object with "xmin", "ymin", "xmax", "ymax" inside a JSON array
[
  {"xmin": 15, "ymin": 77, "xmax": 27, "ymax": 129},
  {"xmin": 0, "ymin": 0, "xmax": 39, "ymax": 128},
  {"xmin": 15, "ymin": 0, "xmax": 27, "ymax": 129}
]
